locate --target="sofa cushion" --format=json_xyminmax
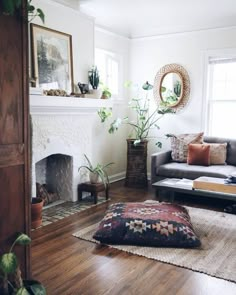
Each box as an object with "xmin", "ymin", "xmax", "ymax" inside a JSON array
[
  {"xmin": 157, "ymin": 162, "xmax": 236, "ymax": 180},
  {"xmin": 203, "ymin": 136, "xmax": 236, "ymax": 166},
  {"xmin": 187, "ymin": 144, "xmax": 210, "ymax": 166},
  {"xmin": 170, "ymin": 132, "xmax": 204, "ymax": 163},
  {"xmin": 93, "ymin": 202, "xmax": 201, "ymax": 248},
  {"xmin": 204, "ymin": 142, "xmax": 227, "ymax": 165}
]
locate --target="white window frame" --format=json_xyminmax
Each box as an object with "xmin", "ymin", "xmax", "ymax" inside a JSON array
[
  {"xmin": 202, "ymin": 48, "xmax": 236, "ymax": 137},
  {"xmin": 95, "ymin": 48, "xmax": 124, "ymax": 101}
]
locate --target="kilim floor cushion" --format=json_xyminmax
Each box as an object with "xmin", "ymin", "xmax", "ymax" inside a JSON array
[{"xmin": 92, "ymin": 202, "xmax": 201, "ymax": 247}]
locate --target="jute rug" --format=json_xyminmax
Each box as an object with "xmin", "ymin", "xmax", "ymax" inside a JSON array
[{"xmin": 73, "ymin": 206, "xmax": 236, "ymax": 283}]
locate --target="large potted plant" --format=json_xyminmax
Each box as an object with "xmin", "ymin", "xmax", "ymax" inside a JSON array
[
  {"xmin": 98, "ymin": 81, "xmax": 173, "ymax": 188},
  {"xmin": 0, "ymin": 233, "xmax": 46, "ymax": 295}
]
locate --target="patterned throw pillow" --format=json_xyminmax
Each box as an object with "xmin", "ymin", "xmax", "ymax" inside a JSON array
[
  {"xmin": 170, "ymin": 132, "xmax": 204, "ymax": 162},
  {"xmin": 203, "ymin": 143, "xmax": 227, "ymax": 165},
  {"xmin": 93, "ymin": 202, "xmax": 201, "ymax": 248}
]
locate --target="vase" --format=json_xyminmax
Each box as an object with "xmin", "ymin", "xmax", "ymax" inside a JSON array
[
  {"xmin": 31, "ymin": 198, "xmax": 44, "ymax": 229},
  {"xmin": 125, "ymin": 139, "xmax": 148, "ymax": 188},
  {"xmin": 92, "ymin": 88, "xmax": 102, "ymax": 99}
]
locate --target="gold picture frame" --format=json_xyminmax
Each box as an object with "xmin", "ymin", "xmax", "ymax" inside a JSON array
[{"xmin": 31, "ymin": 24, "xmax": 74, "ymax": 94}]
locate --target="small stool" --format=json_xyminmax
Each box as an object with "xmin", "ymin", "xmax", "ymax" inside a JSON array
[{"xmin": 78, "ymin": 182, "xmax": 109, "ymax": 204}]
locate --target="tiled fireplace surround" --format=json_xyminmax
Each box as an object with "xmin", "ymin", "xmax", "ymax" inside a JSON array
[{"xmin": 30, "ymin": 93, "xmax": 112, "ymax": 202}]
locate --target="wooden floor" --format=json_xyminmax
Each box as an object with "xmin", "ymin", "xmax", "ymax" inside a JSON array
[{"xmin": 32, "ymin": 181, "xmax": 236, "ymax": 295}]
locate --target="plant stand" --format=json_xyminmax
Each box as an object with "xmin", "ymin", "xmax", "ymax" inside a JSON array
[
  {"xmin": 125, "ymin": 139, "xmax": 148, "ymax": 188},
  {"xmin": 78, "ymin": 182, "xmax": 109, "ymax": 204}
]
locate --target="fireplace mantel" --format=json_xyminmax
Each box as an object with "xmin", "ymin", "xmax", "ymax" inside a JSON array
[{"xmin": 30, "ymin": 95, "xmax": 113, "ymax": 115}]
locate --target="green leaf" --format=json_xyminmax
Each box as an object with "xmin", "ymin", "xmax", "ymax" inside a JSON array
[
  {"xmin": 28, "ymin": 5, "xmax": 35, "ymax": 12},
  {"xmin": 15, "ymin": 233, "xmax": 31, "ymax": 246},
  {"xmin": 16, "ymin": 287, "xmax": 31, "ymax": 295},
  {"xmin": 37, "ymin": 8, "xmax": 45, "ymax": 24},
  {"xmin": 124, "ymin": 80, "xmax": 132, "ymax": 88},
  {"xmin": 133, "ymin": 139, "xmax": 141, "ymax": 146},
  {"xmin": 29, "ymin": 283, "xmax": 47, "ymax": 295},
  {"xmin": 142, "ymin": 81, "xmax": 153, "ymax": 91},
  {"xmin": 0, "ymin": 253, "xmax": 17, "ymax": 274},
  {"xmin": 156, "ymin": 141, "xmax": 162, "ymax": 148},
  {"xmin": 161, "ymin": 86, "xmax": 166, "ymax": 92},
  {"xmin": 2, "ymin": 0, "xmax": 15, "ymax": 15}
]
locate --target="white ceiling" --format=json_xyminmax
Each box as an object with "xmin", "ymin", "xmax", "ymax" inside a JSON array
[{"xmin": 79, "ymin": 0, "xmax": 236, "ymax": 38}]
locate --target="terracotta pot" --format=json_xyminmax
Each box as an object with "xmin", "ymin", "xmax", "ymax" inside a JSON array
[{"xmin": 31, "ymin": 198, "xmax": 44, "ymax": 229}]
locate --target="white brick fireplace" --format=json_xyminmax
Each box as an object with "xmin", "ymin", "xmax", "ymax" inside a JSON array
[{"xmin": 30, "ymin": 92, "xmax": 112, "ymax": 202}]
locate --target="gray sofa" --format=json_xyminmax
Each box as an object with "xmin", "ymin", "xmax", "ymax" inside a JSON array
[{"xmin": 151, "ymin": 136, "xmax": 236, "ymax": 184}]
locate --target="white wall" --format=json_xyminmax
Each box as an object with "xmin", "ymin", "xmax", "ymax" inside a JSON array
[
  {"xmin": 93, "ymin": 28, "xmax": 131, "ymax": 178},
  {"xmin": 130, "ymin": 27, "xmax": 236, "ymax": 171},
  {"xmin": 32, "ymin": 0, "xmax": 94, "ymax": 89}
]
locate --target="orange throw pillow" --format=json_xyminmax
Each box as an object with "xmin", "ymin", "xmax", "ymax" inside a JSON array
[{"xmin": 187, "ymin": 144, "xmax": 210, "ymax": 166}]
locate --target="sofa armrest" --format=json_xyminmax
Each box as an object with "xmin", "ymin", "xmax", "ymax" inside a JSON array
[{"xmin": 151, "ymin": 150, "xmax": 172, "ymax": 184}]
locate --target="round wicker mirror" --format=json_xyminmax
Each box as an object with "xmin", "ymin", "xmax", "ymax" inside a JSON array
[{"xmin": 154, "ymin": 64, "xmax": 190, "ymax": 112}]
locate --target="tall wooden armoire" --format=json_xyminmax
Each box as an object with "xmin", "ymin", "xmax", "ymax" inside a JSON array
[{"xmin": 0, "ymin": 0, "xmax": 30, "ymax": 278}]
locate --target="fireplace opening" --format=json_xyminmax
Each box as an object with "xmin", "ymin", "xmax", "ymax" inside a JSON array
[{"xmin": 35, "ymin": 154, "xmax": 73, "ymax": 206}]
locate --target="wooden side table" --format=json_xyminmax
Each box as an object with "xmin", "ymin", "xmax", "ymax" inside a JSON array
[{"xmin": 77, "ymin": 182, "xmax": 109, "ymax": 204}]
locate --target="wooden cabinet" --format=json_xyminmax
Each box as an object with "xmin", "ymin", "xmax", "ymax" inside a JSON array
[{"xmin": 0, "ymin": 2, "xmax": 30, "ymax": 278}]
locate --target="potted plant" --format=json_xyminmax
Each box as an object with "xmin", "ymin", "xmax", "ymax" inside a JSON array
[
  {"xmin": 88, "ymin": 66, "xmax": 101, "ymax": 98},
  {"xmin": 31, "ymin": 197, "xmax": 44, "ymax": 229},
  {"xmin": 1, "ymin": 0, "xmax": 45, "ymax": 23},
  {"xmin": 98, "ymin": 81, "xmax": 173, "ymax": 187},
  {"xmin": 0, "ymin": 233, "xmax": 46, "ymax": 295},
  {"xmin": 78, "ymin": 154, "xmax": 114, "ymax": 188},
  {"xmin": 101, "ymin": 86, "xmax": 112, "ymax": 99}
]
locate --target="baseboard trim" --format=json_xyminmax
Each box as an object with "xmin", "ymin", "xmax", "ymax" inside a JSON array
[
  {"xmin": 109, "ymin": 171, "xmax": 126, "ymax": 183},
  {"xmin": 109, "ymin": 171, "xmax": 151, "ymax": 183}
]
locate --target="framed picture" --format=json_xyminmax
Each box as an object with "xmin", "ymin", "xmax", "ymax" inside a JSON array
[{"xmin": 31, "ymin": 24, "xmax": 74, "ymax": 94}]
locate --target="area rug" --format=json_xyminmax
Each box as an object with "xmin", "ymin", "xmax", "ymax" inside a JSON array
[{"xmin": 73, "ymin": 205, "xmax": 236, "ymax": 283}]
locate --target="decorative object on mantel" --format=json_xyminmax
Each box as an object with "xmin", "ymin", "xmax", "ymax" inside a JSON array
[
  {"xmin": 98, "ymin": 81, "xmax": 173, "ymax": 188},
  {"xmin": 153, "ymin": 63, "xmax": 190, "ymax": 112},
  {"xmin": 101, "ymin": 85, "xmax": 112, "ymax": 99},
  {"xmin": 88, "ymin": 66, "xmax": 102, "ymax": 98},
  {"xmin": 31, "ymin": 24, "xmax": 74, "ymax": 94},
  {"xmin": 78, "ymin": 82, "xmax": 89, "ymax": 94},
  {"xmin": 43, "ymin": 89, "xmax": 69, "ymax": 96}
]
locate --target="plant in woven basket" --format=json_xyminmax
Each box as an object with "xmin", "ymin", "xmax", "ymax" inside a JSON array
[
  {"xmin": 78, "ymin": 154, "xmax": 114, "ymax": 188},
  {"xmin": 98, "ymin": 81, "xmax": 174, "ymax": 146},
  {"xmin": 0, "ymin": 233, "xmax": 46, "ymax": 295}
]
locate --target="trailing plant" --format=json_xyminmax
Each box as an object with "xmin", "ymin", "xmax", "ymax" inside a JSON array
[
  {"xmin": 88, "ymin": 66, "xmax": 100, "ymax": 90},
  {"xmin": 1, "ymin": 0, "xmax": 45, "ymax": 23},
  {"xmin": 98, "ymin": 81, "xmax": 174, "ymax": 146},
  {"xmin": 78, "ymin": 154, "xmax": 114, "ymax": 188},
  {"xmin": 0, "ymin": 233, "xmax": 46, "ymax": 295}
]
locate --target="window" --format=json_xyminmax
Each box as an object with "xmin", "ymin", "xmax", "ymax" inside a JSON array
[
  {"xmin": 95, "ymin": 48, "xmax": 122, "ymax": 99},
  {"xmin": 206, "ymin": 55, "xmax": 236, "ymax": 138}
]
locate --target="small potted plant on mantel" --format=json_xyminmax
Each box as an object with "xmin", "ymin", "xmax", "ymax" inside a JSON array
[
  {"xmin": 0, "ymin": 233, "xmax": 46, "ymax": 295},
  {"xmin": 88, "ymin": 66, "xmax": 101, "ymax": 98},
  {"xmin": 98, "ymin": 81, "xmax": 174, "ymax": 188}
]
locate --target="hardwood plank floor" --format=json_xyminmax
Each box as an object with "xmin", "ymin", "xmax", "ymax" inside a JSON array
[{"xmin": 32, "ymin": 181, "xmax": 236, "ymax": 295}]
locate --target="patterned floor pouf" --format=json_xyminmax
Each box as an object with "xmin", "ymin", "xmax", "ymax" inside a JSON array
[{"xmin": 93, "ymin": 202, "xmax": 201, "ymax": 247}]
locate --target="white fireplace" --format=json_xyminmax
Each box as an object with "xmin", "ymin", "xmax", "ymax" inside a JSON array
[{"xmin": 30, "ymin": 92, "xmax": 112, "ymax": 202}]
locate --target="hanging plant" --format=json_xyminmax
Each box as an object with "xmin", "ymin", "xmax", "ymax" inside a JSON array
[{"xmin": 1, "ymin": 0, "xmax": 45, "ymax": 23}]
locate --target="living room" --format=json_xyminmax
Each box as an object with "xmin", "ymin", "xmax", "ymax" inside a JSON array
[{"xmin": 0, "ymin": 0, "xmax": 236, "ymax": 294}]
